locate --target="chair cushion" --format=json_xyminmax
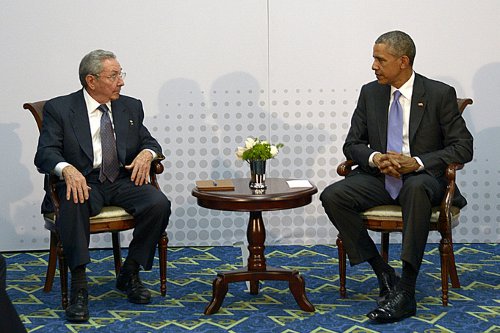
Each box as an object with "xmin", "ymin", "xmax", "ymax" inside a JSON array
[
  {"xmin": 361, "ymin": 205, "xmax": 460, "ymax": 227},
  {"xmin": 44, "ymin": 206, "xmax": 134, "ymax": 224}
]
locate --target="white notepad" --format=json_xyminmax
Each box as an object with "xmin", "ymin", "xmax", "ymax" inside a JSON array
[{"xmin": 286, "ymin": 179, "xmax": 313, "ymax": 188}]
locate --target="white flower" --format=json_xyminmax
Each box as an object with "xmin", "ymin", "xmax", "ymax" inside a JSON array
[
  {"xmin": 235, "ymin": 146, "xmax": 246, "ymax": 160},
  {"xmin": 270, "ymin": 145, "xmax": 278, "ymax": 157},
  {"xmin": 235, "ymin": 137, "xmax": 284, "ymax": 161},
  {"xmin": 245, "ymin": 137, "xmax": 256, "ymax": 149}
]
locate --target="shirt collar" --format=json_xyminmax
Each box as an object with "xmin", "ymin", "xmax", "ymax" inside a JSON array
[
  {"xmin": 83, "ymin": 88, "xmax": 111, "ymax": 114},
  {"xmin": 391, "ymin": 71, "xmax": 415, "ymax": 100}
]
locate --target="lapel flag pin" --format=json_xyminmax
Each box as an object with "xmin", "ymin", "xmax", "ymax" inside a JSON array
[{"xmin": 418, "ymin": 102, "xmax": 424, "ymax": 107}]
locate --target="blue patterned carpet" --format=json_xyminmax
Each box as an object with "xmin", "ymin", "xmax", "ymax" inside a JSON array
[{"xmin": 4, "ymin": 243, "xmax": 500, "ymax": 332}]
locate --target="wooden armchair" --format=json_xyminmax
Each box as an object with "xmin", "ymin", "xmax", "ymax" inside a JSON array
[
  {"xmin": 336, "ymin": 98, "xmax": 473, "ymax": 306},
  {"xmin": 23, "ymin": 101, "xmax": 168, "ymax": 309}
]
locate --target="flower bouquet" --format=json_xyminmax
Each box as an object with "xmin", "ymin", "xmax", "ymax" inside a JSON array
[{"xmin": 236, "ymin": 137, "xmax": 284, "ymax": 189}]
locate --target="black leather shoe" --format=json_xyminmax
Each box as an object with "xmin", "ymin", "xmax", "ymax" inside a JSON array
[
  {"xmin": 116, "ymin": 269, "xmax": 151, "ymax": 304},
  {"xmin": 377, "ymin": 271, "xmax": 400, "ymax": 305},
  {"xmin": 367, "ymin": 289, "xmax": 416, "ymax": 323},
  {"xmin": 65, "ymin": 288, "xmax": 89, "ymax": 322}
]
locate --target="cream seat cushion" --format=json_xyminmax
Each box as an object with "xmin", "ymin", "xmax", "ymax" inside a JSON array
[
  {"xmin": 361, "ymin": 205, "xmax": 460, "ymax": 227},
  {"xmin": 44, "ymin": 206, "xmax": 134, "ymax": 224}
]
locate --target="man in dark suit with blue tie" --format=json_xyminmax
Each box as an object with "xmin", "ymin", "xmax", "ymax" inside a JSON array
[
  {"xmin": 320, "ymin": 31, "xmax": 473, "ymax": 322},
  {"xmin": 35, "ymin": 50, "xmax": 171, "ymax": 322}
]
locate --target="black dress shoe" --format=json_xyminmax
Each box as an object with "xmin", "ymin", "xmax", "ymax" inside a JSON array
[
  {"xmin": 116, "ymin": 269, "xmax": 151, "ymax": 304},
  {"xmin": 65, "ymin": 288, "xmax": 89, "ymax": 322},
  {"xmin": 377, "ymin": 271, "xmax": 400, "ymax": 305},
  {"xmin": 367, "ymin": 289, "xmax": 416, "ymax": 323}
]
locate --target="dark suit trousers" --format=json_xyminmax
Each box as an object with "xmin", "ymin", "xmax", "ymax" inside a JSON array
[
  {"xmin": 320, "ymin": 171, "xmax": 445, "ymax": 271},
  {"xmin": 56, "ymin": 169, "xmax": 171, "ymax": 271},
  {"xmin": 0, "ymin": 255, "xmax": 27, "ymax": 333}
]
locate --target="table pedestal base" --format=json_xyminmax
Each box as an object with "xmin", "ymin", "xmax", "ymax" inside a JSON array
[
  {"xmin": 204, "ymin": 266, "xmax": 315, "ymax": 315},
  {"xmin": 190, "ymin": 185, "xmax": 318, "ymax": 316}
]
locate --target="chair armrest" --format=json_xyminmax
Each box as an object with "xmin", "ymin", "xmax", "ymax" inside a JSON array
[
  {"xmin": 151, "ymin": 159, "xmax": 164, "ymax": 175},
  {"xmin": 150, "ymin": 160, "xmax": 164, "ymax": 190},
  {"xmin": 337, "ymin": 160, "xmax": 356, "ymax": 177},
  {"xmin": 47, "ymin": 174, "xmax": 61, "ymax": 216},
  {"xmin": 438, "ymin": 163, "xmax": 463, "ymax": 233}
]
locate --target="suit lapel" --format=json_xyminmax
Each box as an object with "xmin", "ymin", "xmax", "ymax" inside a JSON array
[
  {"xmin": 409, "ymin": 74, "xmax": 426, "ymax": 143},
  {"xmin": 111, "ymin": 99, "xmax": 128, "ymax": 164},
  {"xmin": 376, "ymin": 85, "xmax": 391, "ymax": 151},
  {"xmin": 70, "ymin": 91, "xmax": 93, "ymax": 162}
]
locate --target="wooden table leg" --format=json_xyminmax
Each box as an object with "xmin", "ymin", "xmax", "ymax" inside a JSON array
[
  {"xmin": 204, "ymin": 210, "xmax": 315, "ymax": 314},
  {"xmin": 204, "ymin": 274, "xmax": 229, "ymax": 315},
  {"xmin": 247, "ymin": 211, "xmax": 266, "ymax": 272},
  {"xmin": 289, "ymin": 270, "xmax": 315, "ymax": 312}
]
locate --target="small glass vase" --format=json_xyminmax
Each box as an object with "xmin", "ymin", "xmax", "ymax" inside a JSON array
[{"xmin": 249, "ymin": 159, "xmax": 267, "ymax": 190}]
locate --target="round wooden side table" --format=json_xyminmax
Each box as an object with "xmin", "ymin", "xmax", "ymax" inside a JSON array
[{"xmin": 192, "ymin": 178, "xmax": 318, "ymax": 314}]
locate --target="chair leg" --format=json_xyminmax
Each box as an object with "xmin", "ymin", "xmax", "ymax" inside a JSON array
[
  {"xmin": 336, "ymin": 236, "xmax": 346, "ymax": 298},
  {"xmin": 44, "ymin": 232, "xmax": 58, "ymax": 292},
  {"xmin": 439, "ymin": 238, "xmax": 451, "ymax": 306},
  {"xmin": 111, "ymin": 232, "xmax": 122, "ymax": 276},
  {"xmin": 381, "ymin": 232, "xmax": 390, "ymax": 262},
  {"xmin": 57, "ymin": 240, "xmax": 69, "ymax": 309},
  {"xmin": 447, "ymin": 242, "xmax": 461, "ymax": 289},
  {"xmin": 158, "ymin": 231, "xmax": 168, "ymax": 296}
]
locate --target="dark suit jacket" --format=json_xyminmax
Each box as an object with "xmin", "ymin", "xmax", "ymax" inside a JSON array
[
  {"xmin": 343, "ymin": 73, "xmax": 473, "ymax": 206},
  {"xmin": 34, "ymin": 90, "xmax": 163, "ymax": 213},
  {"xmin": 35, "ymin": 89, "xmax": 162, "ymax": 176}
]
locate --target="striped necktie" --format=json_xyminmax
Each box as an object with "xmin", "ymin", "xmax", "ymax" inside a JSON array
[{"xmin": 98, "ymin": 104, "xmax": 120, "ymax": 182}]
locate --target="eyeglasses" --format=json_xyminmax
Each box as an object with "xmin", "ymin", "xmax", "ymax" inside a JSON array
[{"xmin": 93, "ymin": 71, "xmax": 126, "ymax": 82}]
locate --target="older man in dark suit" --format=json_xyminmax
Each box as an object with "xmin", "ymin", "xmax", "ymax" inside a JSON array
[
  {"xmin": 35, "ymin": 50, "xmax": 171, "ymax": 322},
  {"xmin": 320, "ymin": 31, "xmax": 473, "ymax": 322}
]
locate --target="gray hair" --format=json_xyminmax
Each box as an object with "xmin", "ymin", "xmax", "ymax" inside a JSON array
[
  {"xmin": 78, "ymin": 49, "xmax": 116, "ymax": 87},
  {"xmin": 375, "ymin": 31, "xmax": 416, "ymax": 65}
]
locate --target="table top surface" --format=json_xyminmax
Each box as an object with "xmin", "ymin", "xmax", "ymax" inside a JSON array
[{"xmin": 192, "ymin": 178, "xmax": 318, "ymax": 212}]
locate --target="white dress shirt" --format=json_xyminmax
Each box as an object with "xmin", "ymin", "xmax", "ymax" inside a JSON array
[
  {"xmin": 369, "ymin": 72, "xmax": 424, "ymax": 170},
  {"xmin": 54, "ymin": 89, "xmax": 157, "ymax": 177},
  {"xmin": 54, "ymin": 89, "xmax": 112, "ymax": 176}
]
